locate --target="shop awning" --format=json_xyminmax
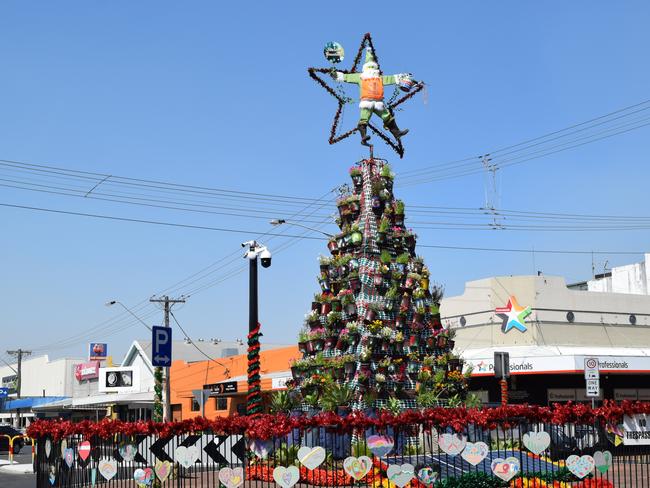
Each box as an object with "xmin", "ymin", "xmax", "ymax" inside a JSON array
[
  {"xmin": 3, "ymin": 397, "xmax": 68, "ymax": 411},
  {"xmin": 205, "ymin": 370, "xmax": 292, "ymax": 397},
  {"xmin": 32, "ymin": 392, "xmax": 153, "ymax": 411},
  {"xmin": 460, "ymin": 345, "xmax": 650, "ymax": 376}
]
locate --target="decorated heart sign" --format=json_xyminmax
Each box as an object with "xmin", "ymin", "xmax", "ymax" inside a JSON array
[
  {"xmin": 219, "ymin": 467, "xmax": 244, "ymax": 488},
  {"xmin": 99, "ymin": 458, "xmax": 117, "ymax": 480},
  {"xmin": 298, "ymin": 446, "xmax": 326, "ymax": 470},
  {"xmin": 175, "ymin": 445, "xmax": 200, "ymax": 469},
  {"xmin": 438, "ymin": 433, "xmax": 466, "ymax": 456},
  {"xmin": 60, "ymin": 439, "xmax": 67, "ymax": 458},
  {"xmin": 417, "ymin": 467, "xmax": 439, "ymax": 486},
  {"xmin": 45, "ymin": 439, "xmax": 52, "ymax": 459},
  {"xmin": 366, "ymin": 434, "xmax": 394, "ymax": 458},
  {"xmin": 566, "ymin": 455, "xmax": 595, "ymax": 479},
  {"xmin": 461, "ymin": 442, "xmax": 489, "ymax": 466},
  {"xmin": 48, "ymin": 466, "xmax": 56, "ymax": 486},
  {"xmin": 386, "ymin": 464, "xmax": 415, "ymax": 488},
  {"xmin": 594, "ymin": 450, "xmax": 613, "ymax": 474},
  {"xmin": 63, "ymin": 448, "xmax": 75, "ymax": 468},
  {"xmin": 249, "ymin": 438, "xmax": 274, "ymax": 459},
  {"xmin": 119, "ymin": 443, "xmax": 137, "ymax": 462},
  {"xmin": 78, "ymin": 440, "xmax": 91, "ymax": 461},
  {"xmin": 155, "ymin": 460, "xmax": 171, "ymax": 482},
  {"xmin": 343, "ymin": 456, "xmax": 372, "ymax": 480},
  {"xmin": 134, "ymin": 467, "xmax": 154, "ymax": 486},
  {"xmin": 491, "ymin": 457, "xmax": 521, "ymax": 481},
  {"xmin": 273, "ymin": 465, "xmax": 300, "ymax": 488},
  {"xmin": 523, "ymin": 431, "xmax": 551, "ymax": 455}
]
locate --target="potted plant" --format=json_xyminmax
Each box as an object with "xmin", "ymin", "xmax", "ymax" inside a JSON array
[
  {"xmin": 343, "ymin": 354, "xmax": 356, "ymax": 375},
  {"xmin": 348, "ymin": 270, "xmax": 360, "ymax": 292},
  {"xmin": 377, "ymin": 217, "xmax": 390, "ymax": 244},
  {"xmin": 394, "ymin": 200, "xmax": 405, "ymax": 225},
  {"xmin": 319, "ymin": 255, "xmax": 331, "ymax": 273},
  {"xmin": 318, "ymin": 272, "xmax": 331, "ymax": 293},
  {"xmin": 321, "ymin": 383, "xmax": 353, "ymax": 415},
  {"xmin": 364, "ymin": 303, "xmax": 382, "ymax": 323},
  {"xmin": 349, "ymin": 166, "xmax": 363, "ymax": 188},
  {"xmin": 380, "ymin": 163, "xmax": 394, "ymax": 190},
  {"xmin": 404, "ymin": 230, "xmax": 417, "ymax": 253},
  {"xmin": 327, "ymin": 238, "xmax": 339, "ymax": 253},
  {"xmin": 326, "ymin": 310, "xmax": 342, "ymax": 327},
  {"xmin": 395, "ymin": 252, "xmax": 410, "ymax": 273},
  {"xmin": 399, "ymin": 293, "xmax": 411, "ymax": 312},
  {"xmin": 405, "ymin": 272, "xmax": 421, "ymax": 290}
]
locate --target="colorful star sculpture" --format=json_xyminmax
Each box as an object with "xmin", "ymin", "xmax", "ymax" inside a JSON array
[
  {"xmin": 495, "ymin": 296, "xmax": 531, "ymax": 333},
  {"xmin": 308, "ymin": 33, "xmax": 424, "ymax": 158}
]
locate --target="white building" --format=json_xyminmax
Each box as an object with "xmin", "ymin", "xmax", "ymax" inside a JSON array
[
  {"xmin": 441, "ymin": 274, "xmax": 650, "ymax": 405},
  {"xmin": 570, "ymin": 253, "xmax": 650, "ymax": 295}
]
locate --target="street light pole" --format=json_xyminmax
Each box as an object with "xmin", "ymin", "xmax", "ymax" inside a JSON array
[{"xmin": 243, "ymin": 241, "xmax": 271, "ymax": 416}]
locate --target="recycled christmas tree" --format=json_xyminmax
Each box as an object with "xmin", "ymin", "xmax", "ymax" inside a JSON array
[{"xmin": 289, "ymin": 157, "xmax": 468, "ymax": 411}]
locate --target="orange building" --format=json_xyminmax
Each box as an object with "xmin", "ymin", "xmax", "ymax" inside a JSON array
[{"xmin": 169, "ymin": 346, "xmax": 300, "ymax": 420}]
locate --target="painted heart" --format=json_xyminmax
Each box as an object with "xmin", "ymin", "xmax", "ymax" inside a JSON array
[
  {"xmin": 298, "ymin": 446, "xmax": 326, "ymax": 470},
  {"xmin": 461, "ymin": 441, "xmax": 489, "ymax": 466},
  {"xmin": 249, "ymin": 438, "xmax": 274, "ymax": 459},
  {"xmin": 175, "ymin": 445, "xmax": 200, "ymax": 468},
  {"xmin": 63, "ymin": 448, "xmax": 74, "ymax": 468},
  {"xmin": 48, "ymin": 466, "xmax": 56, "ymax": 485},
  {"xmin": 367, "ymin": 434, "xmax": 394, "ymax": 458},
  {"xmin": 522, "ymin": 431, "xmax": 551, "ymax": 455},
  {"xmin": 134, "ymin": 467, "xmax": 154, "ymax": 486},
  {"xmin": 155, "ymin": 460, "xmax": 172, "ymax": 482},
  {"xmin": 119, "ymin": 443, "xmax": 137, "ymax": 462},
  {"xmin": 417, "ymin": 467, "xmax": 439, "ymax": 486},
  {"xmin": 594, "ymin": 450, "xmax": 612, "ymax": 474},
  {"xmin": 566, "ymin": 455, "xmax": 595, "ymax": 479},
  {"xmin": 438, "ymin": 433, "xmax": 466, "ymax": 456},
  {"xmin": 99, "ymin": 458, "xmax": 117, "ymax": 480},
  {"xmin": 60, "ymin": 439, "xmax": 67, "ymax": 458},
  {"xmin": 491, "ymin": 457, "xmax": 521, "ymax": 481},
  {"xmin": 386, "ymin": 463, "xmax": 415, "ymax": 488},
  {"xmin": 78, "ymin": 440, "xmax": 92, "ymax": 461},
  {"xmin": 273, "ymin": 465, "xmax": 300, "ymax": 488},
  {"xmin": 219, "ymin": 467, "xmax": 244, "ymax": 488},
  {"xmin": 44, "ymin": 439, "xmax": 52, "ymax": 459},
  {"xmin": 343, "ymin": 456, "xmax": 372, "ymax": 481}
]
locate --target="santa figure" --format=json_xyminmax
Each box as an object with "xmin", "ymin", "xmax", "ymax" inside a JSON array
[{"xmin": 333, "ymin": 47, "xmax": 410, "ymax": 146}]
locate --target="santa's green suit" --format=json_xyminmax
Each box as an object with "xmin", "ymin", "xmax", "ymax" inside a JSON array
[{"xmin": 334, "ymin": 48, "xmax": 409, "ymax": 146}]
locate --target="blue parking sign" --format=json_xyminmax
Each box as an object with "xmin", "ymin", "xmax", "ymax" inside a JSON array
[
  {"xmin": 0, "ymin": 387, "xmax": 9, "ymax": 398},
  {"xmin": 152, "ymin": 326, "xmax": 172, "ymax": 367}
]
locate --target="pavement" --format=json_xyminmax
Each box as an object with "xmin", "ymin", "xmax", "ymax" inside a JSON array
[{"xmin": 0, "ymin": 451, "xmax": 35, "ymax": 488}]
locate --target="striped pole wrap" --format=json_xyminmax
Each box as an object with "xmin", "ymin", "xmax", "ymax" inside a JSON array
[{"xmin": 247, "ymin": 322, "xmax": 263, "ymax": 416}]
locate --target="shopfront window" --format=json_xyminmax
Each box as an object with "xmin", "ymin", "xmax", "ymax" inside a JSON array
[
  {"xmin": 191, "ymin": 399, "xmax": 200, "ymax": 411},
  {"xmin": 215, "ymin": 397, "xmax": 228, "ymax": 411}
]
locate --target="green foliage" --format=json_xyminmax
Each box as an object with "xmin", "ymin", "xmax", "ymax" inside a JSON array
[
  {"xmin": 394, "ymin": 200, "xmax": 405, "ymax": 215},
  {"xmin": 321, "ymin": 383, "xmax": 353, "ymax": 411},
  {"xmin": 384, "ymin": 396, "xmax": 402, "ymax": 415},
  {"xmin": 351, "ymin": 441, "xmax": 372, "ymax": 458},
  {"xmin": 464, "ymin": 392, "xmax": 482, "ymax": 408},
  {"xmin": 269, "ymin": 391, "xmax": 294, "ymax": 413},
  {"xmin": 416, "ymin": 390, "xmax": 440, "ymax": 408},
  {"xmin": 396, "ymin": 252, "xmax": 410, "ymax": 264},
  {"xmin": 153, "ymin": 367, "xmax": 163, "ymax": 422},
  {"xmin": 378, "ymin": 217, "xmax": 390, "ymax": 233},
  {"xmin": 434, "ymin": 472, "xmax": 508, "ymax": 488},
  {"xmin": 273, "ymin": 443, "xmax": 300, "ymax": 467},
  {"xmin": 489, "ymin": 436, "xmax": 521, "ymax": 450},
  {"xmin": 303, "ymin": 392, "xmax": 320, "ymax": 407},
  {"xmin": 380, "ymin": 249, "xmax": 392, "ymax": 264}
]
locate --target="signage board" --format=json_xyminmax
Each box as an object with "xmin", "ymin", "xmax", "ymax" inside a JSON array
[
  {"xmin": 205, "ymin": 381, "xmax": 238, "ymax": 396},
  {"xmin": 271, "ymin": 376, "xmax": 292, "ymax": 390},
  {"xmin": 89, "ymin": 343, "xmax": 108, "ymax": 361},
  {"xmin": 0, "ymin": 387, "xmax": 8, "ymax": 399},
  {"xmin": 74, "ymin": 361, "xmax": 100, "ymax": 381},
  {"xmin": 152, "ymin": 326, "xmax": 172, "ymax": 367},
  {"xmin": 584, "ymin": 357, "xmax": 600, "ymax": 379},
  {"xmin": 585, "ymin": 379, "xmax": 600, "ymax": 397},
  {"xmin": 623, "ymin": 414, "xmax": 650, "ymax": 445},
  {"xmin": 99, "ymin": 367, "xmax": 139, "ymax": 393},
  {"xmin": 548, "ymin": 389, "xmax": 577, "ymax": 402}
]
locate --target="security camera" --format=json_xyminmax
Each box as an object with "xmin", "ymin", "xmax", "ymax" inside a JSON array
[
  {"xmin": 260, "ymin": 247, "xmax": 272, "ymax": 268},
  {"xmin": 241, "ymin": 240, "xmax": 256, "ymax": 248}
]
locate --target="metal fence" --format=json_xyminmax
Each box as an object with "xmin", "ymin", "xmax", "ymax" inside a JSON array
[{"xmin": 34, "ymin": 418, "xmax": 650, "ymax": 488}]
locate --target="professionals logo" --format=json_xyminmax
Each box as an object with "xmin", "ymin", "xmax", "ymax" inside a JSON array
[
  {"xmin": 495, "ymin": 296, "xmax": 531, "ymax": 333},
  {"xmin": 476, "ymin": 361, "xmax": 489, "ymax": 372}
]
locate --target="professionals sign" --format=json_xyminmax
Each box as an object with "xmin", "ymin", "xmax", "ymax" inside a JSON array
[{"xmin": 204, "ymin": 381, "xmax": 238, "ymax": 396}]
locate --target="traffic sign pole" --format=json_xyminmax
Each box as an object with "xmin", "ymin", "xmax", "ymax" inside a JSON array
[{"xmin": 584, "ymin": 357, "xmax": 600, "ymax": 407}]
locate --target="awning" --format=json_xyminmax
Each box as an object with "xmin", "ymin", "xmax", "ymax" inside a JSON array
[
  {"xmin": 3, "ymin": 397, "xmax": 69, "ymax": 411},
  {"xmin": 33, "ymin": 392, "xmax": 153, "ymax": 411},
  {"xmin": 461, "ymin": 346, "xmax": 650, "ymax": 376}
]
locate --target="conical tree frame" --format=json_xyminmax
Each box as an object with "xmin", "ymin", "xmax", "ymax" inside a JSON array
[{"xmin": 290, "ymin": 157, "xmax": 468, "ymax": 412}]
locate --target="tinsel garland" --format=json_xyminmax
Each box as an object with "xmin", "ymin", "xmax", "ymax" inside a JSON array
[
  {"xmin": 153, "ymin": 366, "xmax": 163, "ymax": 422},
  {"xmin": 247, "ymin": 322, "xmax": 262, "ymax": 416},
  {"xmin": 26, "ymin": 400, "xmax": 650, "ymax": 441}
]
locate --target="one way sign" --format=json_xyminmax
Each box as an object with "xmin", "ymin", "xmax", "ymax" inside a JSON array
[{"xmin": 152, "ymin": 326, "xmax": 172, "ymax": 367}]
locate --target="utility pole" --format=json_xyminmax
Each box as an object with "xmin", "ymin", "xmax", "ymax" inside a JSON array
[
  {"xmin": 149, "ymin": 296, "xmax": 185, "ymax": 422},
  {"xmin": 6, "ymin": 349, "xmax": 31, "ymax": 428}
]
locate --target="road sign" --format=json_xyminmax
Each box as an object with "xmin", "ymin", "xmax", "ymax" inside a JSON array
[
  {"xmin": 0, "ymin": 387, "xmax": 8, "ymax": 398},
  {"xmin": 586, "ymin": 378, "xmax": 600, "ymax": 397},
  {"xmin": 494, "ymin": 352, "xmax": 510, "ymax": 379},
  {"xmin": 584, "ymin": 357, "xmax": 600, "ymax": 379},
  {"xmin": 152, "ymin": 326, "xmax": 172, "ymax": 367}
]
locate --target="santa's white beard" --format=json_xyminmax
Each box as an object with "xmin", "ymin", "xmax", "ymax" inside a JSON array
[{"xmin": 360, "ymin": 68, "xmax": 380, "ymax": 79}]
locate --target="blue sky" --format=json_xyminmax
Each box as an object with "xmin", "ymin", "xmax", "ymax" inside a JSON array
[{"xmin": 1, "ymin": 1, "xmax": 649, "ymax": 362}]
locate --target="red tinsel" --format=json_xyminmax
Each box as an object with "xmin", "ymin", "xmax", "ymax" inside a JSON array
[{"xmin": 26, "ymin": 400, "xmax": 650, "ymax": 441}]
